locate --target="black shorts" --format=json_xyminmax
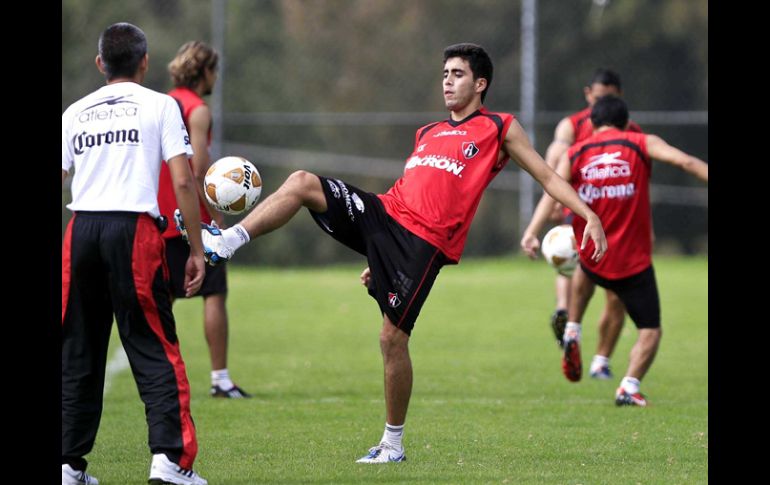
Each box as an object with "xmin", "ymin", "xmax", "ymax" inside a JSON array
[
  {"xmin": 309, "ymin": 176, "xmax": 449, "ymax": 336},
  {"xmin": 164, "ymin": 236, "xmax": 228, "ymax": 299},
  {"xmin": 580, "ymin": 264, "xmax": 660, "ymax": 329}
]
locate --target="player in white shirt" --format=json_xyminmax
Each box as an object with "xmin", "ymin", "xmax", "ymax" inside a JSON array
[{"xmin": 61, "ymin": 22, "xmax": 207, "ymax": 485}]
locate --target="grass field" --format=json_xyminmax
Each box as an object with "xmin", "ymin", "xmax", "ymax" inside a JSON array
[{"xmin": 88, "ymin": 255, "xmax": 707, "ymax": 484}]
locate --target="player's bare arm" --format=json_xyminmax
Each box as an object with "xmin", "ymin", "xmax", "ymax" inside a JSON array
[
  {"xmin": 168, "ymin": 153, "xmax": 206, "ymax": 296},
  {"xmin": 520, "ymin": 189, "xmax": 560, "ymax": 260},
  {"xmin": 541, "ymin": 117, "xmax": 575, "ymax": 221},
  {"xmin": 645, "ymin": 135, "xmax": 709, "ymax": 183},
  {"xmin": 543, "ymin": 117, "xmax": 575, "ymax": 169},
  {"xmin": 188, "ymin": 105, "xmax": 225, "ymax": 226},
  {"xmin": 503, "ymin": 120, "xmax": 606, "ymax": 261},
  {"xmin": 520, "ymin": 150, "xmax": 571, "ymax": 259}
]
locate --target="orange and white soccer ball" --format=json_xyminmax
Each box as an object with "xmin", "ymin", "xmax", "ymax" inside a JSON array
[
  {"xmin": 541, "ymin": 224, "xmax": 578, "ymax": 277},
  {"xmin": 204, "ymin": 156, "xmax": 262, "ymax": 215}
]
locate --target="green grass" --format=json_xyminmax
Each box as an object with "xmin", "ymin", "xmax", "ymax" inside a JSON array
[{"xmin": 89, "ymin": 255, "xmax": 707, "ymax": 484}]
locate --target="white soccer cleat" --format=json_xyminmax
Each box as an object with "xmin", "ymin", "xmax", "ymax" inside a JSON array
[
  {"xmin": 173, "ymin": 208, "xmax": 234, "ymax": 266},
  {"xmin": 615, "ymin": 387, "xmax": 648, "ymax": 407},
  {"xmin": 589, "ymin": 363, "xmax": 613, "ymax": 380},
  {"xmin": 200, "ymin": 222, "xmax": 235, "ymax": 266},
  {"xmin": 62, "ymin": 464, "xmax": 99, "ymax": 485},
  {"xmin": 148, "ymin": 454, "xmax": 208, "ymax": 485},
  {"xmin": 355, "ymin": 442, "xmax": 407, "ymax": 464}
]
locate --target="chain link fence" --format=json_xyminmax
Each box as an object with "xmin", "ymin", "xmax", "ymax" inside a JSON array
[{"xmin": 63, "ymin": 0, "xmax": 708, "ymax": 265}]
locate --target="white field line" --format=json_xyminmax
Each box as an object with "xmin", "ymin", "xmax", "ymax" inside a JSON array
[{"xmin": 103, "ymin": 345, "xmax": 129, "ymax": 395}]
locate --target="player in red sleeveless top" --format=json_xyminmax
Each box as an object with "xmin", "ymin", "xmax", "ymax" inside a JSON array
[
  {"xmin": 157, "ymin": 41, "xmax": 251, "ymax": 399},
  {"xmin": 538, "ymin": 69, "xmax": 641, "ymax": 381},
  {"xmin": 522, "ymin": 96, "xmax": 707, "ymax": 405},
  {"xmin": 175, "ymin": 43, "xmax": 607, "ymax": 460}
]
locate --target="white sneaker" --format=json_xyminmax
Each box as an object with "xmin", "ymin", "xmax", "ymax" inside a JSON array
[
  {"xmin": 62, "ymin": 464, "xmax": 99, "ymax": 485},
  {"xmin": 148, "ymin": 454, "xmax": 208, "ymax": 485},
  {"xmin": 589, "ymin": 363, "xmax": 613, "ymax": 380},
  {"xmin": 355, "ymin": 442, "xmax": 407, "ymax": 463}
]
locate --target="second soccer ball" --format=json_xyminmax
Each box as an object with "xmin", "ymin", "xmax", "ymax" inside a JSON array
[{"xmin": 541, "ymin": 224, "xmax": 578, "ymax": 277}]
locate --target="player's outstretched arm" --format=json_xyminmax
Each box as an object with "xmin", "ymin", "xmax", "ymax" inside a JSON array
[
  {"xmin": 541, "ymin": 118, "xmax": 575, "ymax": 222},
  {"xmin": 520, "ymin": 188, "xmax": 559, "ymax": 259},
  {"xmin": 543, "ymin": 118, "xmax": 574, "ymax": 169},
  {"xmin": 645, "ymin": 135, "xmax": 708, "ymax": 183},
  {"xmin": 504, "ymin": 121, "xmax": 607, "ymax": 262}
]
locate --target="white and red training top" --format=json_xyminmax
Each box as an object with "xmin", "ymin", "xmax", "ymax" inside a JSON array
[
  {"xmin": 379, "ymin": 107, "xmax": 513, "ymax": 262},
  {"xmin": 62, "ymin": 81, "xmax": 192, "ymax": 217}
]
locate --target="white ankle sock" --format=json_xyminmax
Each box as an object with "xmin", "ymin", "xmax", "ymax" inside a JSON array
[
  {"xmin": 591, "ymin": 355, "xmax": 609, "ymax": 370},
  {"xmin": 564, "ymin": 322, "xmax": 581, "ymax": 342},
  {"xmin": 620, "ymin": 376, "xmax": 641, "ymax": 394},
  {"xmin": 211, "ymin": 368, "xmax": 234, "ymax": 390},
  {"xmin": 222, "ymin": 224, "xmax": 250, "ymax": 251},
  {"xmin": 380, "ymin": 423, "xmax": 404, "ymax": 451}
]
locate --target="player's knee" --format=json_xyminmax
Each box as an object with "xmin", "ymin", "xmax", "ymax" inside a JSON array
[
  {"xmin": 286, "ymin": 170, "xmax": 317, "ymax": 191},
  {"xmin": 638, "ymin": 327, "xmax": 662, "ymax": 344},
  {"xmin": 379, "ymin": 324, "xmax": 408, "ymax": 355},
  {"xmin": 286, "ymin": 170, "xmax": 324, "ymax": 207}
]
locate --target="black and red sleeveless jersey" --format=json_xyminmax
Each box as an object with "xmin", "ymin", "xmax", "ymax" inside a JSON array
[
  {"xmin": 379, "ymin": 108, "xmax": 514, "ymax": 262},
  {"xmin": 568, "ymin": 128, "xmax": 652, "ymax": 279}
]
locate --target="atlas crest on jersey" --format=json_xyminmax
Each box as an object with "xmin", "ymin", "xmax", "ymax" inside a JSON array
[{"xmin": 462, "ymin": 141, "xmax": 479, "ymax": 159}]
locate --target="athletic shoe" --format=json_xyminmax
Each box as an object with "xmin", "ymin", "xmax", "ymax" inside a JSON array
[
  {"xmin": 148, "ymin": 453, "xmax": 207, "ymax": 485},
  {"xmin": 173, "ymin": 209, "xmax": 234, "ymax": 266},
  {"xmin": 561, "ymin": 339, "xmax": 582, "ymax": 382},
  {"xmin": 211, "ymin": 383, "xmax": 251, "ymax": 398},
  {"xmin": 615, "ymin": 388, "xmax": 648, "ymax": 407},
  {"xmin": 62, "ymin": 464, "xmax": 99, "ymax": 485},
  {"xmin": 550, "ymin": 309, "xmax": 568, "ymax": 348},
  {"xmin": 590, "ymin": 364, "xmax": 613, "ymax": 380},
  {"xmin": 355, "ymin": 442, "xmax": 407, "ymax": 463}
]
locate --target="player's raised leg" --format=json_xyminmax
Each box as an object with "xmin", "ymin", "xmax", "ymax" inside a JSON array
[
  {"xmin": 176, "ymin": 170, "xmax": 327, "ymax": 264},
  {"xmin": 236, "ymin": 170, "xmax": 327, "ymax": 237}
]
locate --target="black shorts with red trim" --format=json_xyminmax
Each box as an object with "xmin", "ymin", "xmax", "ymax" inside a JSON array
[
  {"xmin": 164, "ymin": 236, "xmax": 227, "ymax": 299},
  {"xmin": 309, "ymin": 176, "xmax": 449, "ymax": 336},
  {"xmin": 580, "ymin": 263, "xmax": 661, "ymax": 329}
]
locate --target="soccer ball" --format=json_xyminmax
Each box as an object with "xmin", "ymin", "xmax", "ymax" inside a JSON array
[
  {"xmin": 204, "ymin": 156, "xmax": 262, "ymax": 215},
  {"xmin": 541, "ymin": 224, "xmax": 578, "ymax": 277}
]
